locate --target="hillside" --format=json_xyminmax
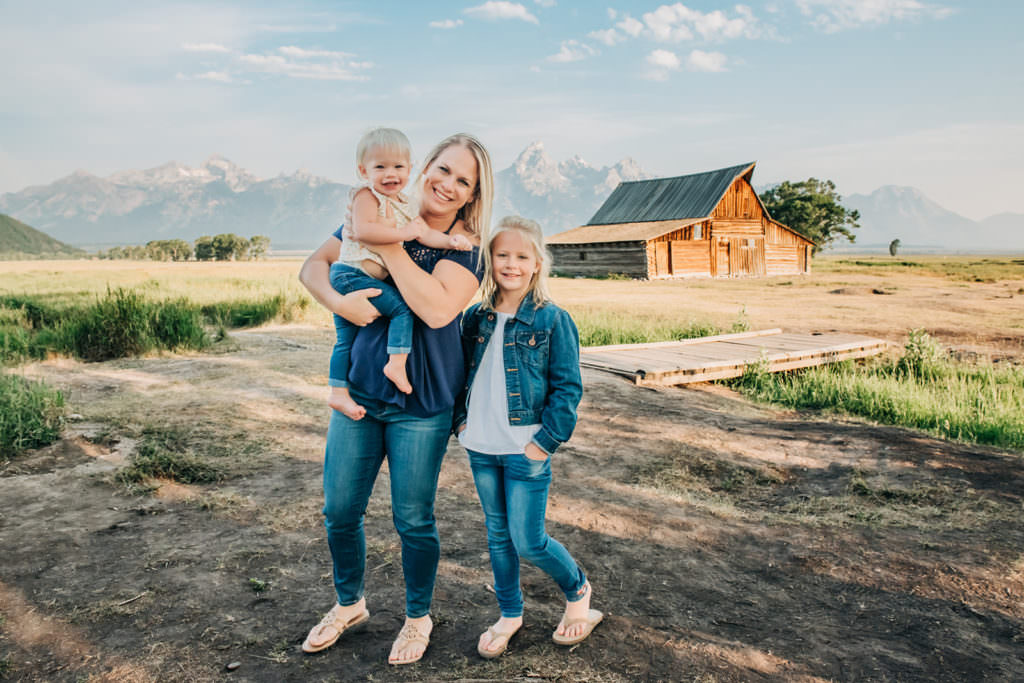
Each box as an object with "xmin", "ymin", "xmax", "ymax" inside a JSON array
[{"xmin": 0, "ymin": 213, "xmax": 83, "ymax": 257}]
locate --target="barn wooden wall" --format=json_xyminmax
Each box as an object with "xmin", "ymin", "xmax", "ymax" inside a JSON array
[
  {"xmin": 712, "ymin": 177, "xmax": 765, "ymax": 220},
  {"xmin": 550, "ymin": 242, "xmax": 649, "ymax": 279}
]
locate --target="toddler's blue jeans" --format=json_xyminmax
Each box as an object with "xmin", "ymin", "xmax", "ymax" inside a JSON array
[{"xmin": 328, "ymin": 262, "xmax": 413, "ymax": 388}]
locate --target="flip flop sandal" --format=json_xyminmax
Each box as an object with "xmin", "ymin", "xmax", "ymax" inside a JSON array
[
  {"xmin": 302, "ymin": 605, "xmax": 371, "ymax": 653},
  {"xmin": 388, "ymin": 622, "xmax": 431, "ymax": 665},
  {"xmin": 477, "ymin": 625, "xmax": 521, "ymax": 659},
  {"xmin": 552, "ymin": 609, "xmax": 603, "ymax": 646}
]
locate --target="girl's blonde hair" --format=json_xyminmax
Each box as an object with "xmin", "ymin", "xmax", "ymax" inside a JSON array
[
  {"xmin": 417, "ymin": 133, "xmax": 493, "ymax": 239},
  {"xmin": 480, "ymin": 215, "xmax": 553, "ymax": 309},
  {"xmin": 356, "ymin": 127, "xmax": 412, "ymax": 166}
]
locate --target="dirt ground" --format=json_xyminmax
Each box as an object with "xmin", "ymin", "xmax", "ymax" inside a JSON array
[{"xmin": 2, "ymin": 271, "xmax": 1024, "ymax": 682}]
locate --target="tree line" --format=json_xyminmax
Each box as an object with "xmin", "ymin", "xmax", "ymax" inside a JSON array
[{"xmin": 99, "ymin": 234, "xmax": 270, "ymax": 261}]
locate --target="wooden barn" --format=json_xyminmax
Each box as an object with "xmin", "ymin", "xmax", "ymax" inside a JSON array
[{"xmin": 548, "ymin": 162, "xmax": 814, "ymax": 279}]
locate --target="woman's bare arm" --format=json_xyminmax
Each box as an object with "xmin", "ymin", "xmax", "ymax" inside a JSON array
[
  {"xmin": 298, "ymin": 235, "xmax": 382, "ymax": 326},
  {"xmin": 374, "ymin": 238, "xmax": 480, "ymax": 329}
]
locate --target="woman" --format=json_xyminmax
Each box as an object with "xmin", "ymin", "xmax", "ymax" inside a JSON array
[{"xmin": 298, "ymin": 133, "xmax": 494, "ymax": 665}]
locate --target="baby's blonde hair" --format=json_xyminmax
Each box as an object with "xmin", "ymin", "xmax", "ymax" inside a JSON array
[
  {"xmin": 417, "ymin": 133, "xmax": 493, "ymax": 239},
  {"xmin": 356, "ymin": 127, "xmax": 412, "ymax": 167},
  {"xmin": 480, "ymin": 215, "xmax": 552, "ymax": 310}
]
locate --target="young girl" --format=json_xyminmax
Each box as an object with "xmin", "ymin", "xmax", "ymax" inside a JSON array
[
  {"xmin": 455, "ymin": 215, "xmax": 601, "ymax": 659},
  {"xmin": 328, "ymin": 127, "xmax": 470, "ymax": 420}
]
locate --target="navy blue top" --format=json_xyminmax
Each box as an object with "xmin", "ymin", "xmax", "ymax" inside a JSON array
[{"xmin": 331, "ymin": 225, "xmax": 483, "ymax": 417}]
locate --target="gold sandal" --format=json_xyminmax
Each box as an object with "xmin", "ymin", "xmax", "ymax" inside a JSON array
[
  {"xmin": 388, "ymin": 622, "xmax": 431, "ymax": 665},
  {"xmin": 301, "ymin": 604, "xmax": 370, "ymax": 653}
]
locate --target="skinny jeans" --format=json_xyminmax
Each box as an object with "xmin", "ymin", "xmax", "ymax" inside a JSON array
[
  {"xmin": 466, "ymin": 448, "xmax": 587, "ymax": 617},
  {"xmin": 322, "ymin": 392, "xmax": 451, "ymax": 618}
]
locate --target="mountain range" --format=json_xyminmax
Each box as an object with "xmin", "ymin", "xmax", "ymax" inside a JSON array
[{"xmin": 1, "ymin": 144, "xmax": 1021, "ymax": 252}]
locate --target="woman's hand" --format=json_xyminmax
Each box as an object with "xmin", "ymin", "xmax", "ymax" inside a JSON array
[
  {"xmin": 334, "ymin": 288, "xmax": 383, "ymax": 326},
  {"xmin": 524, "ymin": 442, "xmax": 549, "ymax": 461}
]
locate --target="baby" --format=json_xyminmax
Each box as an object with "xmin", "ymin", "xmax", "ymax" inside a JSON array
[{"xmin": 328, "ymin": 127, "xmax": 470, "ymax": 420}]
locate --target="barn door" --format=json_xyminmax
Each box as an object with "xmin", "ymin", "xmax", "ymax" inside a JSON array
[
  {"xmin": 729, "ymin": 238, "xmax": 764, "ymax": 276},
  {"xmin": 654, "ymin": 241, "xmax": 670, "ymax": 277}
]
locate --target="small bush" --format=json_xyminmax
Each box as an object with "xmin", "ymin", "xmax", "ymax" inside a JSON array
[
  {"xmin": 149, "ymin": 299, "xmax": 209, "ymax": 351},
  {"xmin": 0, "ymin": 373, "xmax": 64, "ymax": 459},
  {"xmin": 897, "ymin": 328, "xmax": 944, "ymax": 380}
]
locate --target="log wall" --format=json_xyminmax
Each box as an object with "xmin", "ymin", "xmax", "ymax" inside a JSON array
[
  {"xmin": 765, "ymin": 244, "xmax": 800, "ymax": 276},
  {"xmin": 550, "ymin": 242, "xmax": 649, "ymax": 279}
]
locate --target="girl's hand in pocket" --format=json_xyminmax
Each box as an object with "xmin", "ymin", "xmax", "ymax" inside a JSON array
[{"xmin": 524, "ymin": 442, "xmax": 549, "ymax": 461}]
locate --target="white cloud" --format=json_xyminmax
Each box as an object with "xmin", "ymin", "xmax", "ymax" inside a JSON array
[
  {"xmin": 195, "ymin": 71, "xmax": 233, "ymax": 82},
  {"xmin": 617, "ymin": 15, "xmax": 644, "ymax": 37},
  {"xmin": 686, "ymin": 49, "xmax": 727, "ymax": 72},
  {"xmin": 238, "ymin": 53, "xmax": 369, "ymax": 81},
  {"xmin": 279, "ymin": 46, "xmax": 353, "ymax": 59},
  {"xmin": 797, "ymin": 0, "xmax": 954, "ymax": 33},
  {"xmin": 588, "ymin": 28, "xmax": 623, "ymax": 46},
  {"xmin": 607, "ymin": 8, "xmax": 618, "ymax": 20},
  {"xmin": 428, "ymin": 19, "xmax": 464, "ymax": 29},
  {"xmin": 548, "ymin": 39, "xmax": 598, "ymax": 63},
  {"xmin": 641, "ymin": 3, "xmax": 761, "ymax": 43},
  {"xmin": 182, "ymin": 42, "xmax": 230, "ymax": 53},
  {"xmin": 647, "ymin": 48, "xmax": 681, "ymax": 69},
  {"xmin": 464, "ymin": 1, "xmax": 539, "ymax": 24}
]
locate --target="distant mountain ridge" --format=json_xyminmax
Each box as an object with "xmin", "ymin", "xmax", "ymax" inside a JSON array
[
  {"xmin": 0, "ymin": 213, "xmax": 82, "ymax": 256},
  {"xmin": 2, "ymin": 149, "xmax": 1022, "ymax": 251},
  {"xmin": 0, "ymin": 156, "xmax": 354, "ymax": 249}
]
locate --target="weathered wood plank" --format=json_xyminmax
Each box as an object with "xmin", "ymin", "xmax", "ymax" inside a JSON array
[{"xmin": 579, "ymin": 330, "xmax": 891, "ymax": 386}]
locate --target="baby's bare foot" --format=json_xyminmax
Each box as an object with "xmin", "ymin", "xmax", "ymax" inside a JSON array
[
  {"xmin": 384, "ymin": 355, "xmax": 412, "ymax": 394},
  {"xmin": 328, "ymin": 387, "xmax": 366, "ymax": 420}
]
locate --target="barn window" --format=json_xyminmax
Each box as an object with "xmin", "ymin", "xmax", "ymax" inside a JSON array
[
  {"xmin": 694, "ymin": 224, "xmax": 703, "ymax": 240},
  {"xmin": 747, "ymin": 238, "xmax": 756, "ymax": 247},
  {"xmin": 579, "ymin": 252, "xmax": 587, "ymax": 261}
]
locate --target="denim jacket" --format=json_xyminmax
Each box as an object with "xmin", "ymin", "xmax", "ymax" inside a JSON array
[{"xmin": 454, "ymin": 297, "xmax": 583, "ymax": 455}]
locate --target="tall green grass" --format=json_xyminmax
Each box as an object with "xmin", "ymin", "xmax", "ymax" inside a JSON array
[
  {"xmin": 569, "ymin": 306, "xmax": 748, "ymax": 347},
  {"xmin": 0, "ymin": 373, "xmax": 64, "ymax": 460},
  {"xmin": 0, "ymin": 288, "xmax": 308, "ymax": 364},
  {"xmin": 732, "ymin": 331, "xmax": 1024, "ymax": 451}
]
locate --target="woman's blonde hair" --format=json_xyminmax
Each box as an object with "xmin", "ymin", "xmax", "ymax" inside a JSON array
[
  {"xmin": 356, "ymin": 127, "xmax": 412, "ymax": 166},
  {"xmin": 417, "ymin": 133, "xmax": 493, "ymax": 239},
  {"xmin": 480, "ymin": 215, "xmax": 553, "ymax": 309}
]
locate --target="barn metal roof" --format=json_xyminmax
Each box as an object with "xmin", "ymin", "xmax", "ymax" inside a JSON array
[{"xmin": 587, "ymin": 162, "xmax": 755, "ymax": 225}]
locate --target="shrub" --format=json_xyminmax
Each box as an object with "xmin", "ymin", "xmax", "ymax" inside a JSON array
[{"xmin": 0, "ymin": 373, "xmax": 64, "ymax": 459}]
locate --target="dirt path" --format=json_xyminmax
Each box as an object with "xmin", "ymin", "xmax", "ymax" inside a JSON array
[{"xmin": 2, "ymin": 326, "xmax": 1022, "ymax": 682}]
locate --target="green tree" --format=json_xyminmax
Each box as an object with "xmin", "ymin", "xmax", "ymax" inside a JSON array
[
  {"xmin": 249, "ymin": 235, "xmax": 270, "ymax": 260},
  {"xmin": 211, "ymin": 233, "xmax": 249, "ymax": 261},
  {"xmin": 889, "ymin": 238, "xmax": 901, "ymax": 257},
  {"xmin": 194, "ymin": 236, "xmax": 215, "ymax": 261},
  {"xmin": 760, "ymin": 179, "xmax": 860, "ymax": 252}
]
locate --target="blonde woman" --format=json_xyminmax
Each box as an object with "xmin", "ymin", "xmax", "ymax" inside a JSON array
[
  {"xmin": 299, "ymin": 133, "xmax": 494, "ymax": 665},
  {"xmin": 454, "ymin": 216, "xmax": 601, "ymax": 659}
]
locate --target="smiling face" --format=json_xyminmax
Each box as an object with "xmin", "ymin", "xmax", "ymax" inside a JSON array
[
  {"xmin": 490, "ymin": 228, "xmax": 541, "ymax": 304},
  {"xmin": 418, "ymin": 143, "xmax": 479, "ymax": 219},
  {"xmin": 358, "ymin": 146, "xmax": 411, "ymax": 197}
]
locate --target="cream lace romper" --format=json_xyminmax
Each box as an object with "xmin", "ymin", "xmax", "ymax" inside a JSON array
[{"xmin": 337, "ymin": 185, "xmax": 417, "ymax": 272}]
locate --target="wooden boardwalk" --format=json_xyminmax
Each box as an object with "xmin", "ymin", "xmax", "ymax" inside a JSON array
[{"xmin": 580, "ymin": 329, "xmax": 891, "ymax": 386}]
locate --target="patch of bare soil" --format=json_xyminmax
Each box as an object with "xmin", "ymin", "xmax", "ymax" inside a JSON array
[{"xmin": 1, "ymin": 326, "xmax": 1022, "ymax": 682}]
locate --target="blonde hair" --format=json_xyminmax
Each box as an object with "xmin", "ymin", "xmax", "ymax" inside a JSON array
[
  {"xmin": 417, "ymin": 133, "xmax": 493, "ymax": 239},
  {"xmin": 356, "ymin": 127, "xmax": 412, "ymax": 167},
  {"xmin": 480, "ymin": 215, "xmax": 553, "ymax": 309}
]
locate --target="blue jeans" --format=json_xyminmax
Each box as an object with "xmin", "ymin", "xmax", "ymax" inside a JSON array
[
  {"xmin": 329, "ymin": 262, "xmax": 413, "ymax": 388},
  {"xmin": 322, "ymin": 393, "xmax": 452, "ymax": 618},
  {"xmin": 466, "ymin": 449, "xmax": 586, "ymax": 617}
]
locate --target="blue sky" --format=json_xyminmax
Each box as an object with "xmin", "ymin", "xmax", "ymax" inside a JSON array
[{"xmin": 1, "ymin": 0, "xmax": 1020, "ymax": 219}]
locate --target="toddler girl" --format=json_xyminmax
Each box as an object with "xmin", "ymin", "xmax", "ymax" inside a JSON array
[
  {"xmin": 455, "ymin": 215, "xmax": 601, "ymax": 658},
  {"xmin": 329, "ymin": 127, "xmax": 469, "ymax": 419}
]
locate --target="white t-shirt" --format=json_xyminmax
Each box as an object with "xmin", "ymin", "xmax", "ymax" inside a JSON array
[{"xmin": 458, "ymin": 312, "xmax": 540, "ymax": 454}]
